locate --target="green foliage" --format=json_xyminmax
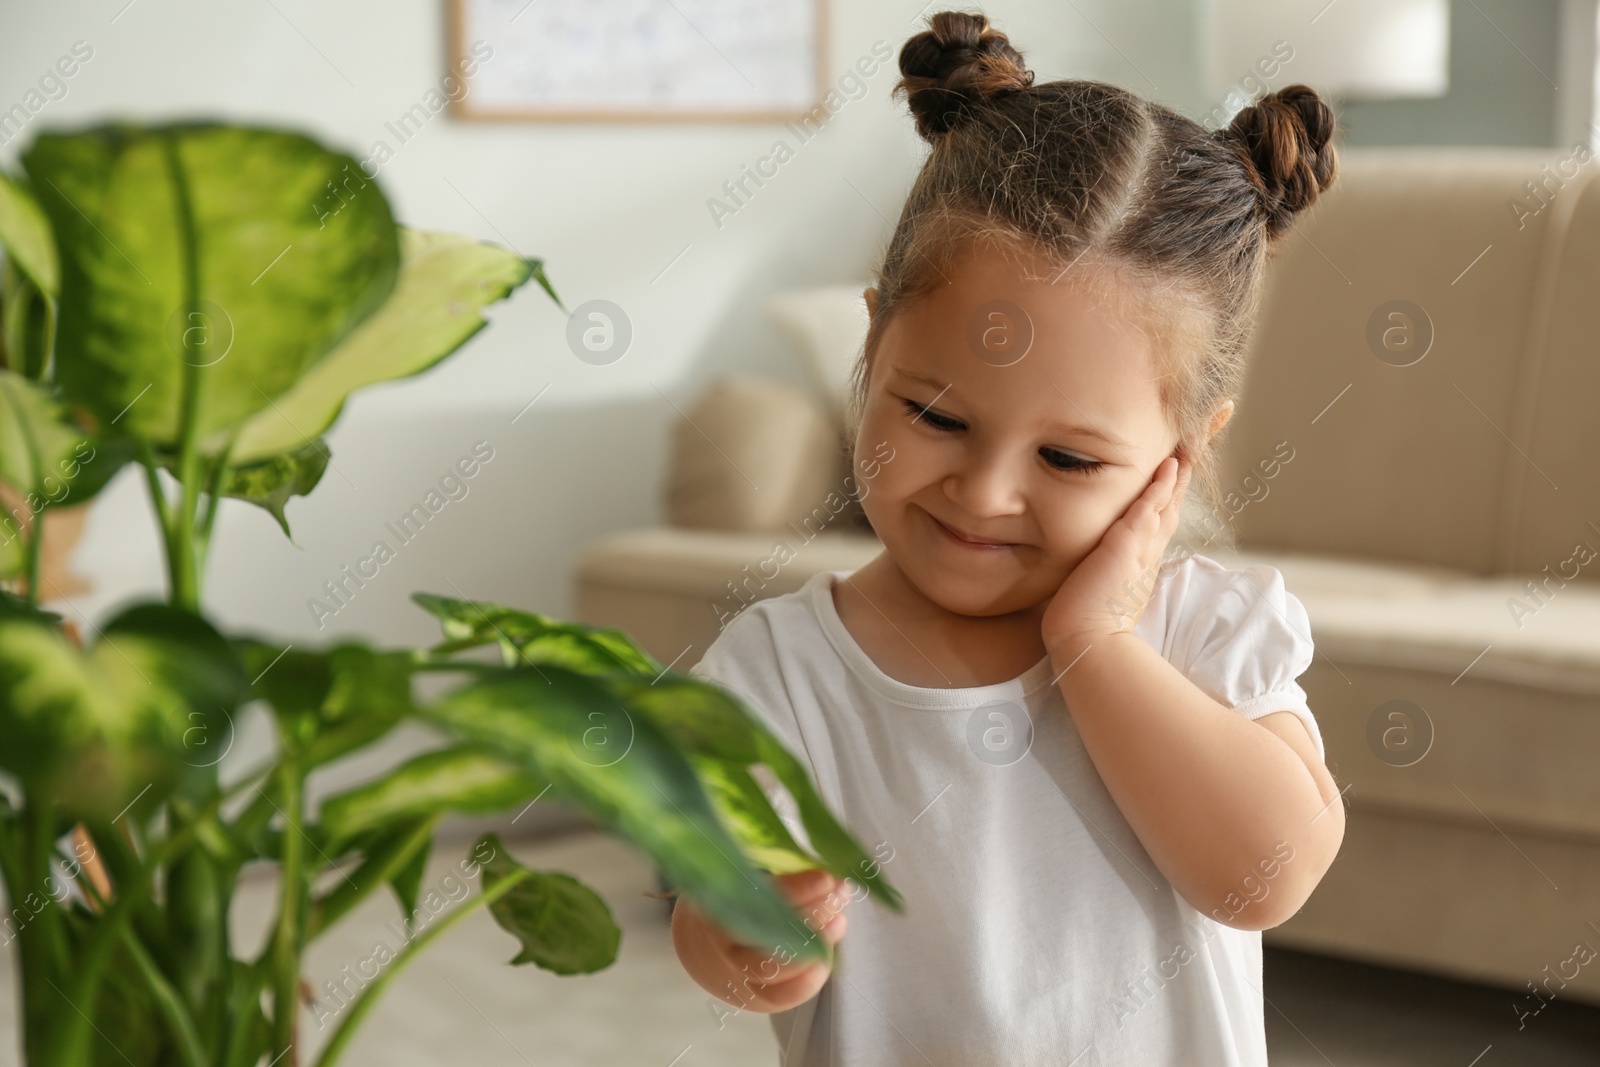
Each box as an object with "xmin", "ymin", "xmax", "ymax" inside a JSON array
[
  {"xmin": 0, "ymin": 117, "xmax": 901, "ymax": 1067},
  {"xmin": 411, "ymin": 591, "xmax": 663, "ymax": 674},
  {"xmin": 220, "ymin": 228, "xmax": 538, "ymax": 465},
  {"xmin": 319, "ymin": 747, "xmax": 546, "ymax": 848},
  {"xmin": 0, "ymin": 169, "xmax": 60, "ymax": 296},
  {"xmin": 0, "ymin": 601, "xmax": 246, "ymax": 817},
  {"xmin": 0, "ymin": 368, "xmax": 134, "ymax": 576},
  {"xmin": 23, "ymin": 122, "xmax": 400, "ymax": 445},
  {"xmin": 209, "ymin": 438, "xmax": 330, "ymax": 538},
  {"xmin": 478, "ymin": 833, "xmax": 620, "ymax": 974}
]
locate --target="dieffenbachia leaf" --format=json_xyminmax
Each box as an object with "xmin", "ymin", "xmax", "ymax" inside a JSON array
[
  {"xmin": 229, "ymin": 637, "xmax": 415, "ymax": 769},
  {"xmin": 607, "ymin": 671, "xmax": 904, "ymax": 913},
  {"xmin": 0, "ymin": 261, "xmax": 52, "ymax": 379},
  {"xmin": 0, "ymin": 600, "xmax": 249, "ymax": 817},
  {"xmin": 306, "ymin": 816, "xmax": 437, "ymax": 939},
  {"xmin": 0, "ymin": 170, "xmax": 57, "ymax": 380},
  {"xmin": 220, "ymin": 228, "xmax": 542, "ymax": 464},
  {"xmin": 319, "ymin": 746, "xmax": 547, "ymax": 847},
  {"xmin": 215, "ymin": 437, "xmax": 329, "ymax": 539},
  {"xmin": 477, "ymin": 833, "xmax": 619, "ymax": 975},
  {"xmin": 410, "ymin": 592, "xmax": 662, "ymax": 675},
  {"xmin": 420, "ymin": 665, "xmax": 834, "ymax": 965},
  {"xmin": 0, "ymin": 368, "xmax": 127, "ymax": 576},
  {"xmin": 23, "ymin": 122, "xmax": 400, "ymax": 444},
  {"xmin": 0, "ymin": 371, "xmax": 72, "ymax": 496},
  {"xmin": 0, "ymin": 168, "xmax": 58, "ymax": 296},
  {"xmin": 412, "ymin": 594, "xmax": 903, "ymax": 913}
]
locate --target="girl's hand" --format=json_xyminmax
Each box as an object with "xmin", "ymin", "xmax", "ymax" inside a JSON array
[
  {"xmin": 1041, "ymin": 453, "xmax": 1192, "ymax": 658},
  {"xmin": 672, "ymin": 868, "xmax": 851, "ymax": 1012}
]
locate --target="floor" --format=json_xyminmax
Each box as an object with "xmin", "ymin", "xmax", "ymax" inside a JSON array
[{"xmin": 1, "ymin": 828, "xmax": 1597, "ymax": 1065}]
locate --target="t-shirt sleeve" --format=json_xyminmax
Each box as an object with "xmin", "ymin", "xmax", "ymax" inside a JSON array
[
  {"xmin": 688, "ymin": 616, "xmax": 814, "ymax": 854},
  {"xmin": 1177, "ymin": 562, "xmax": 1326, "ymax": 765}
]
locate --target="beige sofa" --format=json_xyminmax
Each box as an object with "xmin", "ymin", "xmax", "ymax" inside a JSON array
[{"xmin": 574, "ymin": 148, "xmax": 1600, "ymax": 1006}]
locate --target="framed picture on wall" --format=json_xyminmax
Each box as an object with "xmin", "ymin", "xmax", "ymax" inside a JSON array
[{"xmin": 447, "ymin": 0, "xmax": 828, "ymax": 121}]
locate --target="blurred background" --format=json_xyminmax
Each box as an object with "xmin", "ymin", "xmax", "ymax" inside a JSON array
[
  {"xmin": 2, "ymin": 0, "xmax": 1589, "ymax": 651},
  {"xmin": 3, "ymin": 1, "xmax": 1600, "ymax": 1064}
]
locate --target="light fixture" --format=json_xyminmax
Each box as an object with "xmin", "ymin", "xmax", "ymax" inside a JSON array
[{"xmin": 1200, "ymin": 0, "xmax": 1450, "ymax": 123}]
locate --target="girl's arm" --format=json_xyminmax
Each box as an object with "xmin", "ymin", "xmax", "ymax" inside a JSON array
[{"xmin": 1046, "ymin": 629, "xmax": 1345, "ymax": 931}]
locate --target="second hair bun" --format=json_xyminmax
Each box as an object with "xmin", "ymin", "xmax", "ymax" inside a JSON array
[
  {"xmin": 895, "ymin": 11, "xmax": 1034, "ymax": 139},
  {"xmin": 1224, "ymin": 85, "xmax": 1339, "ymax": 239}
]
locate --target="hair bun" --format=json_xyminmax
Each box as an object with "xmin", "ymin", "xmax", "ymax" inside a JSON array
[
  {"xmin": 895, "ymin": 11, "xmax": 1034, "ymax": 139},
  {"xmin": 1223, "ymin": 84, "xmax": 1338, "ymax": 239}
]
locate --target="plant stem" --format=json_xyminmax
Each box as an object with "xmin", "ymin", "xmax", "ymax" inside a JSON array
[
  {"xmin": 195, "ymin": 439, "xmax": 233, "ymax": 576},
  {"xmin": 49, "ymin": 803, "xmax": 222, "ymax": 1067},
  {"xmin": 138, "ymin": 441, "xmax": 174, "ymax": 529},
  {"xmin": 219, "ymin": 959, "xmax": 272, "ymax": 1067},
  {"xmin": 19, "ymin": 801, "xmax": 67, "ymax": 1066},
  {"xmin": 0, "ymin": 375, "xmax": 51, "ymax": 605},
  {"xmin": 269, "ymin": 756, "xmax": 305, "ymax": 1061},
  {"xmin": 306, "ymin": 816, "xmax": 437, "ymax": 940},
  {"xmin": 40, "ymin": 294, "xmax": 58, "ymax": 382},
  {"xmin": 117, "ymin": 922, "xmax": 208, "ymax": 1067},
  {"xmin": 22, "ymin": 509, "xmax": 41, "ymax": 606},
  {"xmin": 310, "ymin": 867, "xmax": 532, "ymax": 1067},
  {"xmin": 161, "ymin": 131, "xmax": 207, "ymax": 614}
]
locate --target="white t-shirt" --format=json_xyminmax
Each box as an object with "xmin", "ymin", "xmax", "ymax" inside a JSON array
[{"xmin": 687, "ymin": 552, "xmax": 1323, "ymax": 1067}]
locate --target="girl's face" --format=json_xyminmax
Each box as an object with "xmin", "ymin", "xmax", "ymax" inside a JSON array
[{"xmin": 855, "ymin": 242, "xmax": 1211, "ymax": 619}]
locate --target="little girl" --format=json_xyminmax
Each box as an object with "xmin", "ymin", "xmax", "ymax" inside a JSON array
[{"xmin": 672, "ymin": 11, "xmax": 1345, "ymax": 1065}]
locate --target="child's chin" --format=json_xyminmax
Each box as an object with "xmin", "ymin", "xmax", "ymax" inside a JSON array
[{"xmin": 905, "ymin": 562, "xmax": 1036, "ymax": 617}]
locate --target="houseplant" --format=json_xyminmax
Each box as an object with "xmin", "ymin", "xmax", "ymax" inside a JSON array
[{"xmin": 0, "ymin": 120, "xmax": 902, "ymax": 1066}]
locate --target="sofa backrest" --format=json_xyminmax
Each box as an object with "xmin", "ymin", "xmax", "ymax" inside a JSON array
[
  {"xmin": 1505, "ymin": 157, "xmax": 1600, "ymax": 580},
  {"xmin": 1221, "ymin": 148, "xmax": 1600, "ymax": 580}
]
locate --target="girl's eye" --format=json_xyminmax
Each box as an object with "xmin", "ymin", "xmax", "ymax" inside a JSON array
[
  {"xmin": 900, "ymin": 398, "xmax": 1106, "ymax": 476},
  {"xmin": 1041, "ymin": 448, "xmax": 1106, "ymax": 476},
  {"xmin": 901, "ymin": 397, "xmax": 963, "ymax": 431}
]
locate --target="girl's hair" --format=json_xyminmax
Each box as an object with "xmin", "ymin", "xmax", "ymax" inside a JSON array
[{"xmin": 847, "ymin": 9, "xmax": 1338, "ymax": 557}]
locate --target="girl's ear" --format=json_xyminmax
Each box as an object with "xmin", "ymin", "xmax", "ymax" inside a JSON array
[
  {"xmin": 1207, "ymin": 399, "xmax": 1236, "ymax": 442},
  {"xmin": 864, "ymin": 286, "xmax": 879, "ymax": 322}
]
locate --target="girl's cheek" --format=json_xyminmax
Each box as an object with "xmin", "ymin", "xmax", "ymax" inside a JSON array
[{"xmin": 1035, "ymin": 495, "xmax": 1112, "ymax": 561}]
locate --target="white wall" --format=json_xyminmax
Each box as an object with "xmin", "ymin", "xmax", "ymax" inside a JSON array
[{"xmin": 1, "ymin": 0, "xmax": 1206, "ymax": 649}]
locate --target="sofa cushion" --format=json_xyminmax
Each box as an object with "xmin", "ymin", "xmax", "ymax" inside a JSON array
[
  {"xmin": 663, "ymin": 376, "xmax": 848, "ymax": 534},
  {"xmin": 765, "ymin": 284, "xmax": 871, "ymax": 428}
]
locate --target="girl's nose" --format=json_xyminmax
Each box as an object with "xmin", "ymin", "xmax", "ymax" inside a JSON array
[{"xmin": 942, "ymin": 448, "xmax": 1026, "ymax": 519}]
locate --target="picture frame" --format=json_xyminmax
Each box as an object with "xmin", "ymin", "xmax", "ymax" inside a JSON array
[{"xmin": 446, "ymin": 0, "xmax": 829, "ymax": 122}]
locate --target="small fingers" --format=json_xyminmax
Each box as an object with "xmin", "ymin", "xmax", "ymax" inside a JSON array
[
  {"xmin": 713, "ymin": 870, "xmax": 851, "ymax": 981},
  {"xmin": 777, "ymin": 863, "xmax": 851, "ymax": 908},
  {"xmin": 721, "ymin": 905, "xmax": 847, "ymax": 984}
]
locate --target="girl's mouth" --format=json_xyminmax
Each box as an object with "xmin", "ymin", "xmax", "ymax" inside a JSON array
[{"xmin": 928, "ymin": 511, "xmax": 1015, "ymax": 550}]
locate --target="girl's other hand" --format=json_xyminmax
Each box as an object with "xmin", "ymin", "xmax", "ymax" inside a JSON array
[{"xmin": 1041, "ymin": 453, "xmax": 1192, "ymax": 657}]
